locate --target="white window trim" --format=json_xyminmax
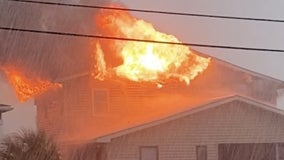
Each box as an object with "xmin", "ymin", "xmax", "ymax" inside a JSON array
[
  {"xmin": 140, "ymin": 146, "xmax": 159, "ymax": 160},
  {"xmin": 196, "ymin": 145, "xmax": 207, "ymax": 160}
]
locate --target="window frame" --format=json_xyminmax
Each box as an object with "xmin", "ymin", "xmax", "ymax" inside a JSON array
[
  {"xmin": 196, "ymin": 145, "xmax": 207, "ymax": 160},
  {"xmin": 140, "ymin": 146, "xmax": 159, "ymax": 160}
]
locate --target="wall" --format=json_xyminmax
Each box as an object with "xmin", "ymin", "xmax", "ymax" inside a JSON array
[
  {"xmin": 35, "ymin": 60, "xmax": 281, "ymax": 145},
  {"xmin": 106, "ymin": 101, "xmax": 284, "ymax": 160}
]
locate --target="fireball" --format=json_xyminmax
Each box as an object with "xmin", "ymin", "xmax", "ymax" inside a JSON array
[{"xmin": 93, "ymin": 6, "xmax": 211, "ymax": 86}]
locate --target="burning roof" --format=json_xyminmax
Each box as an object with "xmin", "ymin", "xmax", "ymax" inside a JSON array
[
  {"xmin": 1, "ymin": 4, "xmax": 211, "ymax": 102},
  {"xmin": 93, "ymin": 6, "xmax": 211, "ymax": 87},
  {"xmin": 1, "ymin": 66, "xmax": 61, "ymax": 102}
]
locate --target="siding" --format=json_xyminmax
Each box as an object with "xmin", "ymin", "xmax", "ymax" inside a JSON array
[
  {"xmin": 106, "ymin": 101, "xmax": 284, "ymax": 160},
  {"xmin": 36, "ymin": 61, "xmax": 280, "ymax": 141}
]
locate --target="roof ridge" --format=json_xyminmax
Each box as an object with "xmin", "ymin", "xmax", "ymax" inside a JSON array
[{"xmin": 191, "ymin": 49, "xmax": 284, "ymax": 84}]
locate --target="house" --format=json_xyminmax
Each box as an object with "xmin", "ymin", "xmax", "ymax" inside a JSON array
[
  {"xmin": 0, "ymin": 104, "xmax": 13, "ymax": 138},
  {"xmin": 89, "ymin": 95, "xmax": 284, "ymax": 160},
  {"xmin": 34, "ymin": 50, "xmax": 284, "ymax": 159}
]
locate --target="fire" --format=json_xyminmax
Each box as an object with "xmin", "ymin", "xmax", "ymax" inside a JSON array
[
  {"xmin": 1, "ymin": 67, "xmax": 61, "ymax": 102},
  {"xmin": 93, "ymin": 6, "xmax": 211, "ymax": 86}
]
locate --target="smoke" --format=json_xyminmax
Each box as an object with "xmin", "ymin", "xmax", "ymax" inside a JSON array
[{"xmin": 0, "ymin": 0, "xmax": 111, "ymax": 80}]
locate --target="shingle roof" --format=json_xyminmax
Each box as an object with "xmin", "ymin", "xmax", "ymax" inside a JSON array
[{"xmin": 54, "ymin": 49, "xmax": 284, "ymax": 88}]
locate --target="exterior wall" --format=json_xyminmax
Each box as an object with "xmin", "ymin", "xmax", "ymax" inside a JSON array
[
  {"xmin": 35, "ymin": 60, "xmax": 282, "ymax": 150},
  {"xmin": 36, "ymin": 75, "xmax": 94, "ymax": 139},
  {"xmin": 106, "ymin": 101, "xmax": 284, "ymax": 160},
  {"xmin": 209, "ymin": 61, "xmax": 279, "ymax": 104}
]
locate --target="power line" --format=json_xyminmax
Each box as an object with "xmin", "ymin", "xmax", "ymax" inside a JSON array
[
  {"xmin": 6, "ymin": 0, "xmax": 284, "ymax": 23},
  {"xmin": 1, "ymin": 26, "xmax": 284, "ymax": 53}
]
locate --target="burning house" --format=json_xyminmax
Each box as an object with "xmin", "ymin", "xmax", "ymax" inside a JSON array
[
  {"xmin": 34, "ymin": 54, "xmax": 284, "ymax": 160},
  {"xmin": 1, "ymin": 5, "xmax": 284, "ymax": 160},
  {"xmin": 35, "ymin": 9, "xmax": 284, "ymax": 160}
]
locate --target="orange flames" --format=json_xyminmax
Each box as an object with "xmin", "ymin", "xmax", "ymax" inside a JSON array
[
  {"xmin": 1, "ymin": 67, "xmax": 61, "ymax": 102},
  {"xmin": 93, "ymin": 6, "xmax": 210, "ymax": 86},
  {"xmin": 1, "ymin": 5, "xmax": 210, "ymax": 102}
]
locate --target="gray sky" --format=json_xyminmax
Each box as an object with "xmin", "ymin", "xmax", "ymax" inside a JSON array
[
  {"xmin": 118, "ymin": 0, "xmax": 284, "ymax": 80},
  {"xmin": 1, "ymin": 0, "xmax": 284, "ymax": 134},
  {"xmin": 0, "ymin": 81, "xmax": 36, "ymax": 134}
]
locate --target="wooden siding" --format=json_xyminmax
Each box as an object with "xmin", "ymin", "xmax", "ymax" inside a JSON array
[
  {"xmin": 106, "ymin": 101, "xmax": 284, "ymax": 160},
  {"xmin": 35, "ymin": 61, "xmax": 280, "ymax": 144}
]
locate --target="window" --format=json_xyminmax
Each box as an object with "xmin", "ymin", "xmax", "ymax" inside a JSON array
[
  {"xmin": 92, "ymin": 89, "xmax": 109, "ymax": 114},
  {"xmin": 277, "ymin": 143, "xmax": 284, "ymax": 160},
  {"xmin": 218, "ymin": 143, "xmax": 276, "ymax": 160},
  {"xmin": 140, "ymin": 146, "xmax": 158, "ymax": 160},
  {"xmin": 196, "ymin": 145, "xmax": 207, "ymax": 160}
]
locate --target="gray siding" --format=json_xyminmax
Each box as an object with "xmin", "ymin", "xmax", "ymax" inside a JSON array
[
  {"xmin": 36, "ymin": 60, "xmax": 281, "ymax": 141},
  {"xmin": 106, "ymin": 101, "xmax": 284, "ymax": 160}
]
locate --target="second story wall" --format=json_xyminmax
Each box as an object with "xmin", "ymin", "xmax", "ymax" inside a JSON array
[{"xmin": 35, "ymin": 60, "xmax": 282, "ymax": 142}]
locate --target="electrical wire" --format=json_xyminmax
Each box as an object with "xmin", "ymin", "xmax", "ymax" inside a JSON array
[
  {"xmin": 1, "ymin": 26, "xmax": 284, "ymax": 53},
  {"xmin": 5, "ymin": 0, "xmax": 284, "ymax": 23}
]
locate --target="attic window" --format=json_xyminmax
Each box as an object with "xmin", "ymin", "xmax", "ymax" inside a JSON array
[{"xmin": 92, "ymin": 89, "xmax": 109, "ymax": 114}]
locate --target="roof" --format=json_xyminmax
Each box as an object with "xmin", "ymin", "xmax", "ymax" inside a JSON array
[
  {"xmin": 192, "ymin": 49, "xmax": 284, "ymax": 87},
  {"xmin": 55, "ymin": 71, "xmax": 91, "ymax": 82},
  {"xmin": 93, "ymin": 95, "xmax": 284, "ymax": 143},
  {"xmin": 54, "ymin": 49, "xmax": 284, "ymax": 87},
  {"xmin": 0, "ymin": 104, "xmax": 13, "ymax": 113}
]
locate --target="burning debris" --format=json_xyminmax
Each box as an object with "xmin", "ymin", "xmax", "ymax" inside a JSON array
[
  {"xmin": 1, "ymin": 66, "xmax": 61, "ymax": 102},
  {"xmin": 93, "ymin": 6, "xmax": 211, "ymax": 86}
]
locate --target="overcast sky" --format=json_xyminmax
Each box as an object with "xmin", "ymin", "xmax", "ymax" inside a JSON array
[
  {"xmin": 1, "ymin": 0, "xmax": 284, "ymax": 135},
  {"xmin": 119, "ymin": 0, "xmax": 284, "ymax": 80}
]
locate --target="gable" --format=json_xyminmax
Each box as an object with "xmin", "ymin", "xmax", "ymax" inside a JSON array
[{"xmin": 94, "ymin": 96, "xmax": 284, "ymax": 143}]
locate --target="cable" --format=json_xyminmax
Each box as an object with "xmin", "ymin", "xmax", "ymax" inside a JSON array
[
  {"xmin": 5, "ymin": 0, "xmax": 284, "ymax": 23},
  {"xmin": 1, "ymin": 26, "xmax": 284, "ymax": 53}
]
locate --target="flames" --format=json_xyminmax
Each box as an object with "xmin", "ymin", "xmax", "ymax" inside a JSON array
[
  {"xmin": 93, "ymin": 6, "xmax": 211, "ymax": 86},
  {"xmin": 1, "ymin": 5, "xmax": 211, "ymax": 102},
  {"xmin": 1, "ymin": 67, "xmax": 61, "ymax": 102}
]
